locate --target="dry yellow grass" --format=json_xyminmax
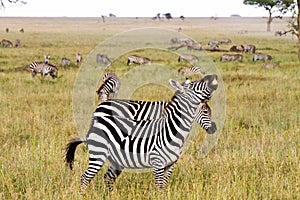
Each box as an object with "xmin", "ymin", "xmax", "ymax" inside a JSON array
[{"xmin": 0, "ymin": 17, "xmax": 299, "ymax": 199}]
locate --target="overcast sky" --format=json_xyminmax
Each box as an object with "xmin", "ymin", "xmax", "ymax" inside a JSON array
[{"xmin": 0, "ymin": 0, "xmax": 282, "ymax": 17}]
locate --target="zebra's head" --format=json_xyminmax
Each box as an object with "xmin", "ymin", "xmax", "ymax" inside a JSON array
[
  {"xmin": 44, "ymin": 55, "xmax": 50, "ymax": 64},
  {"xmin": 169, "ymin": 74, "xmax": 218, "ymax": 104},
  {"xmin": 195, "ymin": 102, "xmax": 217, "ymax": 134}
]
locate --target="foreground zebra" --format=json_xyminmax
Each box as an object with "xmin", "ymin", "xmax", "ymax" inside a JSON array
[
  {"xmin": 127, "ymin": 55, "xmax": 152, "ymax": 65},
  {"xmin": 253, "ymin": 53, "xmax": 272, "ymax": 62},
  {"xmin": 220, "ymin": 54, "xmax": 243, "ymax": 62},
  {"xmin": 178, "ymin": 66, "xmax": 205, "ymax": 75},
  {"xmin": 96, "ymin": 73, "xmax": 121, "ymax": 102},
  {"xmin": 65, "ymin": 74, "xmax": 218, "ymax": 193}
]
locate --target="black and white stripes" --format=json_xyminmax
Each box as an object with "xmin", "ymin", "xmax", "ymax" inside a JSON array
[{"xmin": 65, "ymin": 74, "xmax": 218, "ymax": 193}]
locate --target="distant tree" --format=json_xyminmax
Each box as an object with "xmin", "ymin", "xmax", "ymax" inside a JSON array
[
  {"xmin": 243, "ymin": 0, "xmax": 294, "ymax": 31},
  {"xmin": 0, "ymin": 0, "xmax": 26, "ymax": 9}
]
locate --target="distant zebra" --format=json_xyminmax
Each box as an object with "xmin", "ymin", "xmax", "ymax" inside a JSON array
[
  {"xmin": 96, "ymin": 54, "xmax": 112, "ymax": 66},
  {"xmin": 230, "ymin": 45, "xmax": 244, "ymax": 52},
  {"xmin": 65, "ymin": 74, "xmax": 218, "ymax": 193},
  {"xmin": 208, "ymin": 41, "xmax": 219, "ymax": 49},
  {"xmin": 219, "ymin": 38, "xmax": 232, "ymax": 44},
  {"xmin": 253, "ymin": 53, "xmax": 272, "ymax": 62},
  {"xmin": 178, "ymin": 66, "xmax": 205, "ymax": 75},
  {"xmin": 15, "ymin": 39, "xmax": 21, "ymax": 48},
  {"xmin": 1, "ymin": 39, "xmax": 13, "ymax": 47},
  {"xmin": 19, "ymin": 28, "xmax": 24, "ymax": 33},
  {"xmin": 29, "ymin": 62, "xmax": 58, "ymax": 79},
  {"xmin": 96, "ymin": 73, "xmax": 121, "ymax": 102},
  {"xmin": 76, "ymin": 53, "xmax": 82, "ymax": 64},
  {"xmin": 5, "ymin": 28, "xmax": 9, "ymax": 33},
  {"xmin": 243, "ymin": 45, "xmax": 256, "ymax": 53},
  {"xmin": 220, "ymin": 54, "xmax": 243, "ymax": 62},
  {"xmin": 178, "ymin": 54, "xmax": 199, "ymax": 62},
  {"xmin": 62, "ymin": 58, "xmax": 71, "ymax": 66},
  {"xmin": 127, "ymin": 55, "xmax": 151, "ymax": 65}
]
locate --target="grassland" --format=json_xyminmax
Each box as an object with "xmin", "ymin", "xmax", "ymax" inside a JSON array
[{"xmin": 0, "ymin": 17, "xmax": 299, "ymax": 199}]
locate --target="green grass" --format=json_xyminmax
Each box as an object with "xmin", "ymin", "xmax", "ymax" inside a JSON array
[{"xmin": 0, "ymin": 17, "xmax": 299, "ymax": 199}]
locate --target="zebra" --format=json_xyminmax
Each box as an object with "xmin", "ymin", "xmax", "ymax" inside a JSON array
[
  {"xmin": 15, "ymin": 39, "xmax": 22, "ymax": 48},
  {"xmin": 61, "ymin": 58, "xmax": 71, "ymax": 66},
  {"xmin": 1, "ymin": 39, "xmax": 13, "ymax": 47},
  {"xmin": 29, "ymin": 62, "xmax": 58, "ymax": 79},
  {"xmin": 220, "ymin": 54, "xmax": 243, "ymax": 62},
  {"xmin": 96, "ymin": 54, "xmax": 112, "ymax": 66},
  {"xmin": 96, "ymin": 73, "xmax": 121, "ymax": 102},
  {"xmin": 65, "ymin": 74, "xmax": 218, "ymax": 193},
  {"xmin": 219, "ymin": 38, "xmax": 232, "ymax": 45},
  {"xmin": 253, "ymin": 53, "xmax": 272, "ymax": 62},
  {"xmin": 230, "ymin": 45, "xmax": 244, "ymax": 52},
  {"xmin": 243, "ymin": 45, "xmax": 256, "ymax": 53},
  {"xmin": 178, "ymin": 54, "xmax": 199, "ymax": 63},
  {"xmin": 208, "ymin": 41, "xmax": 219, "ymax": 49},
  {"xmin": 127, "ymin": 55, "xmax": 151, "ymax": 65},
  {"xmin": 76, "ymin": 53, "xmax": 82, "ymax": 64},
  {"xmin": 178, "ymin": 66, "xmax": 205, "ymax": 75}
]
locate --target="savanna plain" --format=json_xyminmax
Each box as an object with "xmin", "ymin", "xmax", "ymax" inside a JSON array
[{"xmin": 0, "ymin": 17, "xmax": 299, "ymax": 199}]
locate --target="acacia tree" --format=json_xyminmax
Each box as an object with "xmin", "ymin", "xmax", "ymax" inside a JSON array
[{"xmin": 243, "ymin": 0, "xmax": 294, "ymax": 31}]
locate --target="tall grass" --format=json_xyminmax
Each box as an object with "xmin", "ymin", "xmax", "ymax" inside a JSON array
[{"xmin": 0, "ymin": 17, "xmax": 299, "ymax": 199}]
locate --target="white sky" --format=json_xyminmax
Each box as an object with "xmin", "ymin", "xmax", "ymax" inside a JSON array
[{"xmin": 0, "ymin": 0, "xmax": 283, "ymax": 17}]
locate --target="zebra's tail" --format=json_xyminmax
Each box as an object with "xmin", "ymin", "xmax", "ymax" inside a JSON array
[{"xmin": 65, "ymin": 137, "xmax": 87, "ymax": 170}]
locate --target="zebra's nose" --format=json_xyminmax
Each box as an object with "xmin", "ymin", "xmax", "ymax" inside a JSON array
[{"xmin": 206, "ymin": 122, "xmax": 217, "ymax": 134}]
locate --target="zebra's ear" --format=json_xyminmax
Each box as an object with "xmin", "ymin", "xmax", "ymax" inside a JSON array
[{"xmin": 169, "ymin": 79, "xmax": 184, "ymax": 92}]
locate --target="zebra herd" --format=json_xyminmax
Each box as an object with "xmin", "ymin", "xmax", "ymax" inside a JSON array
[
  {"xmin": 66, "ymin": 69, "xmax": 218, "ymax": 193},
  {"xmin": 170, "ymin": 37, "xmax": 275, "ymax": 67},
  {"xmin": 29, "ymin": 53, "xmax": 82, "ymax": 79}
]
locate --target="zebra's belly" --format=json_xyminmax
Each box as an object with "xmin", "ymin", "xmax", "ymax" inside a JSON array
[{"xmin": 107, "ymin": 150, "xmax": 152, "ymax": 169}]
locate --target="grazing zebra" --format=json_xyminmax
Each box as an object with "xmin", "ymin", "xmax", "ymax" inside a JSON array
[
  {"xmin": 29, "ymin": 62, "xmax": 58, "ymax": 79},
  {"xmin": 1, "ymin": 39, "xmax": 13, "ymax": 47},
  {"xmin": 96, "ymin": 54, "xmax": 112, "ymax": 66},
  {"xmin": 178, "ymin": 54, "xmax": 199, "ymax": 63},
  {"xmin": 96, "ymin": 73, "xmax": 121, "ymax": 102},
  {"xmin": 243, "ymin": 45, "xmax": 256, "ymax": 53},
  {"xmin": 65, "ymin": 74, "xmax": 218, "ymax": 193},
  {"xmin": 219, "ymin": 38, "xmax": 232, "ymax": 44},
  {"xmin": 253, "ymin": 53, "xmax": 272, "ymax": 62},
  {"xmin": 178, "ymin": 66, "xmax": 205, "ymax": 75},
  {"xmin": 127, "ymin": 55, "xmax": 152, "ymax": 65},
  {"xmin": 220, "ymin": 54, "xmax": 243, "ymax": 62},
  {"xmin": 230, "ymin": 45, "xmax": 244, "ymax": 52},
  {"xmin": 76, "ymin": 53, "xmax": 82, "ymax": 64},
  {"xmin": 61, "ymin": 58, "xmax": 71, "ymax": 66}
]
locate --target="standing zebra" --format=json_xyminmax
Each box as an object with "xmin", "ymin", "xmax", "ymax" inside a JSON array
[
  {"xmin": 65, "ymin": 74, "xmax": 218, "ymax": 193},
  {"xmin": 96, "ymin": 72, "xmax": 121, "ymax": 102},
  {"xmin": 178, "ymin": 66, "xmax": 205, "ymax": 75},
  {"xmin": 76, "ymin": 53, "xmax": 82, "ymax": 64},
  {"xmin": 29, "ymin": 62, "xmax": 58, "ymax": 79},
  {"xmin": 253, "ymin": 53, "xmax": 272, "ymax": 62},
  {"xmin": 127, "ymin": 55, "xmax": 152, "ymax": 65}
]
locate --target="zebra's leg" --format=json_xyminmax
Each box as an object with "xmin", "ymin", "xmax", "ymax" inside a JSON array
[
  {"xmin": 103, "ymin": 166, "xmax": 123, "ymax": 191},
  {"xmin": 80, "ymin": 140, "xmax": 108, "ymax": 194},
  {"xmin": 153, "ymin": 167, "xmax": 166, "ymax": 189},
  {"xmin": 162, "ymin": 164, "xmax": 175, "ymax": 188}
]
